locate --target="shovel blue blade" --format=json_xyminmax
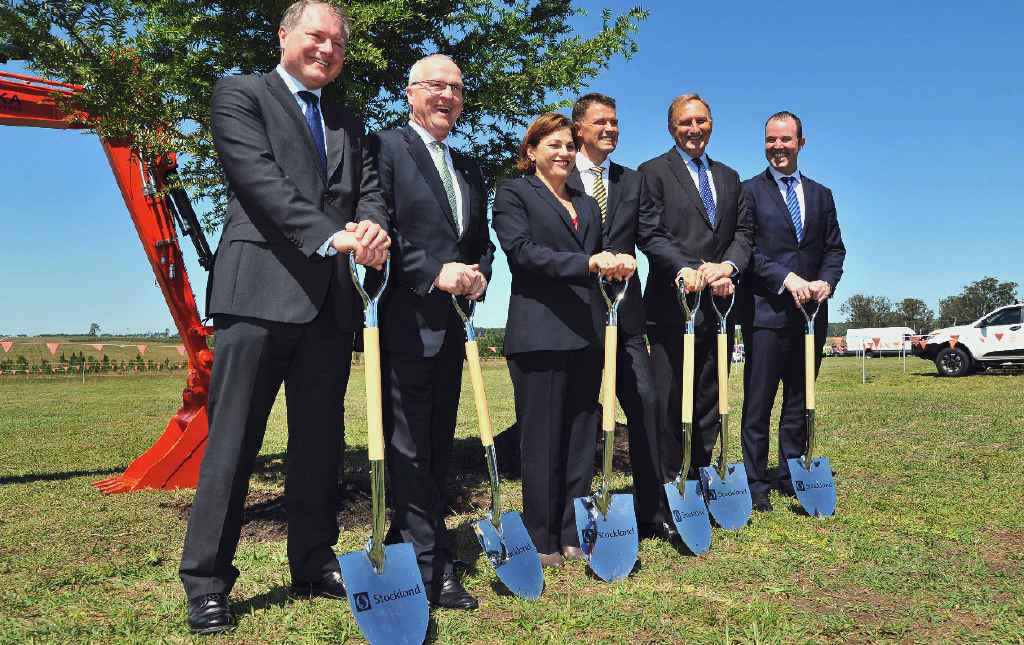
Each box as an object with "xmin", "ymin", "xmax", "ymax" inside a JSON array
[
  {"xmin": 663, "ymin": 480, "xmax": 712, "ymax": 555},
  {"xmin": 473, "ymin": 511, "xmax": 544, "ymax": 600},
  {"xmin": 338, "ymin": 542, "xmax": 428, "ymax": 645},
  {"xmin": 573, "ymin": 494, "xmax": 639, "ymax": 583},
  {"xmin": 787, "ymin": 456, "xmax": 836, "ymax": 517},
  {"xmin": 699, "ymin": 463, "xmax": 752, "ymax": 530}
]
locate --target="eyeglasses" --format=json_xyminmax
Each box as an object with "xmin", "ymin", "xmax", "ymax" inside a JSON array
[{"xmin": 410, "ymin": 79, "xmax": 464, "ymax": 97}]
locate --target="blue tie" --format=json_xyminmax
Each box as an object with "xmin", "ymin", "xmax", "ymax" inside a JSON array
[
  {"xmin": 693, "ymin": 157, "xmax": 716, "ymax": 227},
  {"xmin": 298, "ymin": 91, "xmax": 327, "ymax": 180},
  {"xmin": 782, "ymin": 175, "xmax": 803, "ymax": 242}
]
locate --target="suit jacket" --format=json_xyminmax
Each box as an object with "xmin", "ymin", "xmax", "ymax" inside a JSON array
[
  {"xmin": 369, "ymin": 125, "xmax": 495, "ymax": 357},
  {"xmin": 492, "ymin": 175, "xmax": 604, "ymax": 354},
  {"xmin": 737, "ymin": 168, "xmax": 846, "ymax": 330},
  {"xmin": 638, "ymin": 149, "xmax": 753, "ymax": 328},
  {"xmin": 206, "ymin": 72, "xmax": 388, "ymax": 331},
  {"xmin": 568, "ymin": 162, "xmax": 688, "ymax": 336}
]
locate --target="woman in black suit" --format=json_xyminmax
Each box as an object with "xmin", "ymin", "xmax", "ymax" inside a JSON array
[{"xmin": 492, "ymin": 113, "xmax": 635, "ymax": 567}]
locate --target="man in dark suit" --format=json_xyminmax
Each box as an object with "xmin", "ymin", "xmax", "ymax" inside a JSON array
[
  {"xmin": 178, "ymin": 1, "xmax": 389, "ymax": 634},
  {"xmin": 639, "ymin": 93, "xmax": 753, "ymax": 490},
  {"xmin": 369, "ymin": 54, "xmax": 494, "ymax": 610},
  {"xmin": 567, "ymin": 93, "xmax": 690, "ymax": 543},
  {"xmin": 738, "ymin": 111, "xmax": 845, "ymax": 512}
]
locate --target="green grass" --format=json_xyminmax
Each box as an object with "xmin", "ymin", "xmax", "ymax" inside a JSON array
[{"xmin": 1, "ymin": 356, "xmax": 1022, "ymax": 643}]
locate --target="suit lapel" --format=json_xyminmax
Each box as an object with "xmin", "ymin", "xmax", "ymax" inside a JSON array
[
  {"xmin": 761, "ymin": 168, "xmax": 801, "ymax": 243},
  {"xmin": 452, "ymin": 155, "xmax": 472, "ymax": 239},
  {"xmin": 265, "ymin": 73, "xmax": 327, "ymax": 186},
  {"xmin": 322, "ymin": 103, "xmax": 346, "ymax": 183},
  {"xmin": 666, "ymin": 149, "xmax": 712, "ymax": 229},
  {"xmin": 403, "ymin": 126, "xmax": 458, "ymax": 235},
  {"xmin": 606, "ymin": 162, "xmax": 624, "ymax": 231},
  {"xmin": 708, "ymin": 157, "xmax": 728, "ymax": 231},
  {"xmin": 527, "ymin": 175, "xmax": 584, "ymax": 248}
]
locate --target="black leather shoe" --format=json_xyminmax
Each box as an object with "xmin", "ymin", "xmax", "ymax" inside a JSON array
[
  {"xmin": 639, "ymin": 521, "xmax": 681, "ymax": 543},
  {"xmin": 751, "ymin": 493, "xmax": 773, "ymax": 513},
  {"xmin": 431, "ymin": 573, "xmax": 478, "ymax": 610},
  {"xmin": 187, "ymin": 593, "xmax": 236, "ymax": 635},
  {"xmin": 291, "ymin": 570, "xmax": 346, "ymax": 600}
]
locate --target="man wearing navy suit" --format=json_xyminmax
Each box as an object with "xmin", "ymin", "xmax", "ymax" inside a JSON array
[
  {"xmin": 738, "ymin": 111, "xmax": 846, "ymax": 512},
  {"xmin": 369, "ymin": 54, "xmax": 494, "ymax": 610},
  {"xmin": 567, "ymin": 93, "xmax": 690, "ymax": 543},
  {"xmin": 179, "ymin": 0, "xmax": 390, "ymax": 634},
  {"xmin": 639, "ymin": 94, "xmax": 753, "ymax": 488}
]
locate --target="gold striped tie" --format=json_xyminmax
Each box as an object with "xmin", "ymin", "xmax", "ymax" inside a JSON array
[{"xmin": 591, "ymin": 166, "xmax": 607, "ymax": 223}]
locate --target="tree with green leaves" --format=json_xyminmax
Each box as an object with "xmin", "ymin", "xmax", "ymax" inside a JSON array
[
  {"xmin": 936, "ymin": 277, "xmax": 1019, "ymax": 327},
  {"xmin": 840, "ymin": 294, "xmax": 899, "ymax": 328},
  {"xmin": 894, "ymin": 297, "xmax": 934, "ymax": 333},
  {"xmin": 1, "ymin": 0, "xmax": 647, "ymax": 227}
]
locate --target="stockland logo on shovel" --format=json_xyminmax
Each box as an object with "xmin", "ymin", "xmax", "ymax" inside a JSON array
[
  {"xmin": 795, "ymin": 480, "xmax": 833, "ymax": 491},
  {"xmin": 352, "ymin": 584, "xmax": 424, "ymax": 612}
]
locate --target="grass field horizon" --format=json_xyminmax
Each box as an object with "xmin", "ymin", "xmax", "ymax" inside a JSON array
[{"xmin": 1, "ymin": 356, "xmax": 1022, "ymax": 643}]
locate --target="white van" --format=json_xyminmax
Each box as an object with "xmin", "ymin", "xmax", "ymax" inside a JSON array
[{"xmin": 844, "ymin": 327, "xmax": 915, "ymax": 357}]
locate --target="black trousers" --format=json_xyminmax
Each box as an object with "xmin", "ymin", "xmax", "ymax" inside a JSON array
[
  {"xmin": 381, "ymin": 327, "xmax": 464, "ymax": 597},
  {"xmin": 740, "ymin": 324, "xmax": 825, "ymax": 496},
  {"xmin": 180, "ymin": 307, "xmax": 352, "ymax": 599},
  {"xmin": 648, "ymin": 320, "xmax": 732, "ymax": 482},
  {"xmin": 615, "ymin": 331, "xmax": 668, "ymax": 526},
  {"xmin": 508, "ymin": 347, "xmax": 601, "ymax": 555}
]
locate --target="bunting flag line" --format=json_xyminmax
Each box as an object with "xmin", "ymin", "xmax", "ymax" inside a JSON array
[
  {"xmin": 91, "ymin": 344, "xmax": 104, "ymax": 351},
  {"xmin": 47, "ymin": 342, "xmax": 60, "ymax": 356},
  {"xmin": 1, "ymin": 341, "xmax": 12, "ymax": 353},
  {"xmin": 175, "ymin": 345, "xmax": 185, "ymax": 356},
  {"xmin": 136, "ymin": 344, "xmax": 147, "ymax": 355}
]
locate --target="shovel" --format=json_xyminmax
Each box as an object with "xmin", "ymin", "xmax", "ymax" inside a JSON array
[
  {"xmin": 338, "ymin": 255, "xmax": 429, "ymax": 645},
  {"xmin": 786, "ymin": 301, "xmax": 837, "ymax": 517},
  {"xmin": 699, "ymin": 290, "xmax": 752, "ymax": 530},
  {"xmin": 452, "ymin": 296, "xmax": 544, "ymax": 600},
  {"xmin": 662, "ymin": 283, "xmax": 712, "ymax": 555},
  {"xmin": 573, "ymin": 276, "xmax": 639, "ymax": 583}
]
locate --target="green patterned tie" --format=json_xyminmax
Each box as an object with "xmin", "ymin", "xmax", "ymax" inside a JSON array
[
  {"xmin": 428, "ymin": 141, "xmax": 461, "ymax": 235},
  {"xmin": 591, "ymin": 166, "xmax": 607, "ymax": 223}
]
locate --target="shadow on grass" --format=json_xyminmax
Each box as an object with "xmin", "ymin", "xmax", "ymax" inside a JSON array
[{"xmin": 0, "ymin": 467, "xmax": 123, "ymax": 486}]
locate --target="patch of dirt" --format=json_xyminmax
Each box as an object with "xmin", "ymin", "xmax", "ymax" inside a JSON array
[
  {"xmin": 980, "ymin": 529, "xmax": 1024, "ymax": 576},
  {"xmin": 162, "ymin": 479, "xmax": 374, "ymax": 543}
]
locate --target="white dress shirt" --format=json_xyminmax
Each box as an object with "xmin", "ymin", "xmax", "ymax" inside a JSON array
[
  {"xmin": 408, "ymin": 119, "xmax": 464, "ymax": 236},
  {"xmin": 575, "ymin": 152, "xmax": 611, "ymax": 203},
  {"xmin": 674, "ymin": 147, "xmax": 717, "ymax": 204}
]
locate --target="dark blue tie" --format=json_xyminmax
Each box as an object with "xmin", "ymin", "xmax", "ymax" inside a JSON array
[
  {"xmin": 297, "ymin": 90, "xmax": 327, "ymax": 180},
  {"xmin": 693, "ymin": 157, "xmax": 716, "ymax": 227},
  {"xmin": 782, "ymin": 176, "xmax": 803, "ymax": 242}
]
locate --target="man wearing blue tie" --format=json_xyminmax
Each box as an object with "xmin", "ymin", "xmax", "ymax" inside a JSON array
[
  {"xmin": 638, "ymin": 94, "xmax": 753, "ymax": 493},
  {"xmin": 737, "ymin": 111, "xmax": 846, "ymax": 512}
]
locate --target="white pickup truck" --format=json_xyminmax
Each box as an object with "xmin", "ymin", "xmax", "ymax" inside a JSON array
[{"xmin": 912, "ymin": 303, "xmax": 1024, "ymax": 376}]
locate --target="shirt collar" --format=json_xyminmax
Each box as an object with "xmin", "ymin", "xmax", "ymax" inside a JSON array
[
  {"xmin": 768, "ymin": 165, "xmax": 801, "ymax": 185},
  {"xmin": 674, "ymin": 146, "xmax": 710, "ymax": 170},
  {"xmin": 408, "ymin": 119, "xmax": 450, "ymax": 147},
  {"xmin": 276, "ymin": 65, "xmax": 322, "ymax": 98},
  {"xmin": 576, "ymin": 152, "xmax": 610, "ymax": 175}
]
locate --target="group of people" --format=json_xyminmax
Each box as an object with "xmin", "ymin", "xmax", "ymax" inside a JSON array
[{"xmin": 177, "ymin": 0, "xmax": 846, "ymax": 635}]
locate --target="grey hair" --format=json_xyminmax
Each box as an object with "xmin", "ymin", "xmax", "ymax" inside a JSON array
[
  {"xmin": 408, "ymin": 54, "xmax": 459, "ymax": 85},
  {"xmin": 280, "ymin": 0, "xmax": 350, "ymax": 41}
]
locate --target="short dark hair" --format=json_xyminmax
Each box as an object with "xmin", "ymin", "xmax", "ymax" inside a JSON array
[
  {"xmin": 280, "ymin": 1, "xmax": 350, "ymax": 41},
  {"xmin": 572, "ymin": 92, "xmax": 616, "ymax": 123},
  {"xmin": 766, "ymin": 110, "xmax": 802, "ymax": 139},
  {"xmin": 517, "ymin": 113, "xmax": 573, "ymax": 173}
]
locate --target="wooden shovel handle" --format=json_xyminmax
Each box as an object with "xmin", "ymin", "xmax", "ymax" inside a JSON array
[
  {"xmin": 717, "ymin": 333, "xmax": 728, "ymax": 414},
  {"xmin": 805, "ymin": 333, "xmax": 816, "ymax": 410},
  {"xmin": 464, "ymin": 340, "xmax": 494, "ymax": 447},
  {"xmin": 602, "ymin": 326, "xmax": 618, "ymax": 432},
  {"xmin": 363, "ymin": 327, "xmax": 385, "ymax": 462},
  {"xmin": 682, "ymin": 332, "xmax": 695, "ymax": 424}
]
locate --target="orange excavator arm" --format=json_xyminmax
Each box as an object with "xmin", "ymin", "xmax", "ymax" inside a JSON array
[{"xmin": 1, "ymin": 68, "xmax": 214, "ymax": 493}]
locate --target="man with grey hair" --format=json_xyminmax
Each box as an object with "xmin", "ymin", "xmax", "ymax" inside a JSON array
[
  {"xmin": 638, "ymin": 93, "xmax": 752, "ymax": 496},
  {"xmin": 179, "ymin": 0, "xmax": 389, "ymax": 633},
  {"xmin": 368, "ymin": 53, "xmax": 493, "ymax": 610}
]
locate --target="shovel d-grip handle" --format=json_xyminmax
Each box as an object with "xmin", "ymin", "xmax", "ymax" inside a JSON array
[
  {"xmin": 350, "ymin": 254, "xmax": 389, "ymax": 573},
  {"xmin": 798, "ymin": 301, "xmax": 821, "ymax": 471},
  {"xmin": 595, "ymin": 276, "xmax": 628, "ymax": 516},
  {"xmin": 452, "ymin": 296, "xmax": 504, "ymax": 534},
  {"xmin": 676, "ymin": 282, "xmax": 700, "ymax": 497},
  {"xmin": 710, "ymin": 291, "xmax": 735, "ymax": 479}
]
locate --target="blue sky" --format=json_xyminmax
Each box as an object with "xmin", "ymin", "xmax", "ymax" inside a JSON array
[{"xmin": 2, "ymin": 0, "xmax": 1022, "ymax": 335}]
